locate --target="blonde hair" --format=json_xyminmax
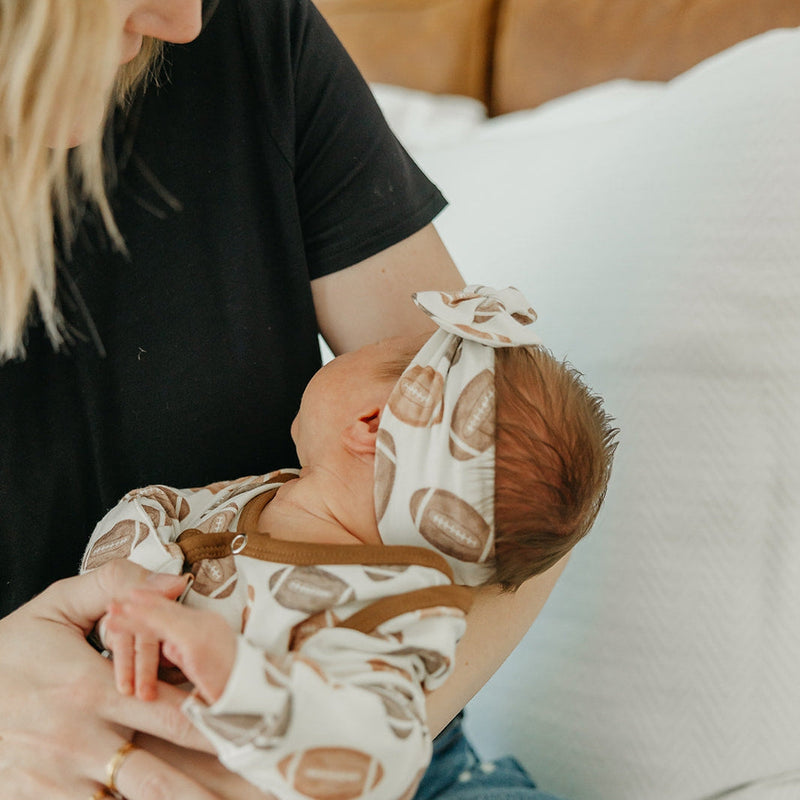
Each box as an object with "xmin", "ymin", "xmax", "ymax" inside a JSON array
[{"xmin": 0, "ymin": 0, "xmax": 163, "ymax": 361}]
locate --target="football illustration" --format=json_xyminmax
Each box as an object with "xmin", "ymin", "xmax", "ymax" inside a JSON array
[
  {"xmin": 269, "ymin": 566, "xmax": 354, "ymax": 614},
  {"xmin": 278, "ymin": 747, "xmax": 384, "ymax": 800},
  {"xmin": 363, "ymin": 564, "xmax": 408, "ymax": 582},
  {"xmin": 191, "ymin": 554, "xmax": 238, "ymax": 598},
  {"xmin": 363, "ymin": 683, "xmax": 419, "ymax": 740},
  {"xmin": 387, "ymin": 365, "xmax": 444, "ymax": 428},
  {"xmin": 449, "ymin": 369, "xmax": 495, "ymax": 460},
  {"xmin": 83, "ymin": 519, "xmax": 149, "ymax": 571},
  {"xmin": 410, "ymin": 488, "xmax": 492, "ymax": 563},
  {"xmin": 195, "ymin": 506, "xmax": 237, "ymax": 533},
  {"xmin": 198, "ymin": 704, "xmax": 291, "ymax": 749},
  {"xmin": 124, "ymin": 485, "xmax": 190, "ymax": 522},
  {"xmin": 373, "ymin": 428, "xmax": 396, "ymax": 523}
]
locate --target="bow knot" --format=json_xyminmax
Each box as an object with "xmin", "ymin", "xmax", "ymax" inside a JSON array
[{"xmin": 412, "ymin": 285, "xmax": 541, "ymax": 347}]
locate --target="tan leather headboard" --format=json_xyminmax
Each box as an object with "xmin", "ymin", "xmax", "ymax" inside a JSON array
[
  {"xmin": 492, "ymin": 0, "xmax": 800, "ymax": 115},
  {"xmin": 315, "ymin": 0, "xmax": 497, "ymax": 101},
  {"xmin": 316, "ymin": 0, "xmax": 800, "ymax": 115}
]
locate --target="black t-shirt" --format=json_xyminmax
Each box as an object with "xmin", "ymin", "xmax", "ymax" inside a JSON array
[{"xmin": 0, "ymin": 0, "xmax": 445, "ymax": 615}]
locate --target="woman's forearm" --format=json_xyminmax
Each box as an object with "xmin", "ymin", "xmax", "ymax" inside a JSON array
[
  {"xmin": 136, "ymin": 733, "xmax": 268, "ymax": 800},
  {"xmin": 426, "ymin": 556, "xmax": 569, "ymax": 737}
]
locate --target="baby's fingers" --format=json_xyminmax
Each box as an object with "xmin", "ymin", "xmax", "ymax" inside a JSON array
[
  {"xmin": 108, "ymin": 592, "xmax": 236, "ymax": 703},
  {"xmin": 102, "ymin": 616, "xmax": 136, "ymax": 696},
  {"xmin": 107, "ymin": 591, "xmax": 187, "ymax": 639},
  {"xmin": 135, "ymin": 633, "xmax": 162, "ymax": 701},
  {"xmin": 105, "ymin": 603, "xmax": 162, "ymax": 699}
]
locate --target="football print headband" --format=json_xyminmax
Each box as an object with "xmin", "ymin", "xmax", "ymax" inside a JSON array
[{"xmin": 374, "ymin": 285, "xmax": 542, "ymax": 585}]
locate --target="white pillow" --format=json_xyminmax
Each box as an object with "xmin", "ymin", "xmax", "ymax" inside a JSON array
[
  {"xmin": 369, "ymin": 83, "xmax": 488, "ymax": 150},
  {"xmin": 377, "ymin": 28, "xmax": 800, "ymax": 800}
]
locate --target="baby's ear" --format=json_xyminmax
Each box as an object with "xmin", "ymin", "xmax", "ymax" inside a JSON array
[{"xmin": 342, "ymin": 408, "xmax": 382, "ymax": 456}]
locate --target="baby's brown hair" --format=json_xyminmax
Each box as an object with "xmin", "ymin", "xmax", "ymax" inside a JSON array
[
  {"xmin": 492, "ymin": 346, "xmax": 617, "ymax": 590},
  {"xmin": 377, "ymin": 341, "xmax": 617, "ymax": 591}
]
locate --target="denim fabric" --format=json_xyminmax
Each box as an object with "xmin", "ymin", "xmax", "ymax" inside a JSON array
[{"xmin": 414, "ymin": 713, "xmax": 565, "ymax": 800}]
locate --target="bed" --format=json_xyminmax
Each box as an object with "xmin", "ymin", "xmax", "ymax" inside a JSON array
[{"xmin": 314, "ymin": 2, "xmax": 800, "ymax": 800}]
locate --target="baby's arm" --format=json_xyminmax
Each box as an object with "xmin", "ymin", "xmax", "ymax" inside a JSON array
[
  {"xmin": 81, "ymin": 484, "xmax": 198, "ymax": 576},
  {"xmin": 186, "ymin": 601, "xmax": 466, "ymax": 800},
  {"xmin": 81, "ymin": 483, "xmax": 201, "ymax": 698},
  {"xmin": 111, "ymin": 591, "xmax": 467, "ymax": 800}
]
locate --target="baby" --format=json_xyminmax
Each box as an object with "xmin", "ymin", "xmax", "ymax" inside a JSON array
[{"xmin": 82, "ymin": 285, "xmax": 617, "ymax": 800}]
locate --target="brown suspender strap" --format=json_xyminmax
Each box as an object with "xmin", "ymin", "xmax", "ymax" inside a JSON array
[
  {"xmin": 176, "ymin": 530, "xmax": 236, "ymax": 562},
  {"xmin": 336, "ymin": 585, "xmax": 474, "ymax": 635},
  {"xmin": 177, "ymin": 528, "xmax": 456, "ymax": 581}
]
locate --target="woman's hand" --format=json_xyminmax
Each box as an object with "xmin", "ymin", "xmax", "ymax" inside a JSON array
[{"xmin": 0, "ymin": 560, "xmax": 222, "ymax": 800}]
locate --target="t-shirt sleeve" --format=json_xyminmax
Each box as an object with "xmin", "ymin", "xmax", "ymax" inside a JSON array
[{"xmin": 238, "ymin": 0, "xmax": 447, "ymax": 280}]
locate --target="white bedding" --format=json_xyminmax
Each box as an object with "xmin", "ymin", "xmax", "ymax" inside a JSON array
[{"xmin": 371, "ymin": 28, "xmax": 800, "ymax": 800}]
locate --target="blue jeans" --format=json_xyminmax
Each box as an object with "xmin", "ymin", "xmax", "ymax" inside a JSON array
[{"xmin": 414, "ymin": 713, "xmax": 564, "ymax": 800}]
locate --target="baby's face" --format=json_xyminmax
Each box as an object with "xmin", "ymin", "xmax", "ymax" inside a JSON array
[{"xmin": 291, "ymin": 334, "xmax": 425, "ymax": 465}]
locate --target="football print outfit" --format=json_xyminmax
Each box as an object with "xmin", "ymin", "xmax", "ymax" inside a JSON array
[{"xmin": 82, "ymin": 471, "xmax": 471, "ymax": 800}]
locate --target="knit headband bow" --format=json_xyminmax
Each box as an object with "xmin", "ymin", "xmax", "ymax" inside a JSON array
[{"xmin": 374, "ymin": 285, "xmax": 542, "ymax": 585}]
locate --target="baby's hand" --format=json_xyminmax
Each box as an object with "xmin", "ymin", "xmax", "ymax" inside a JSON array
[
  {"xmin": 104, "ymin": 588, "xmax": 237, "ymax": 705},
  {"xmin": 100, "ymin": 573, "xmax": 190, "ymax": 701}
]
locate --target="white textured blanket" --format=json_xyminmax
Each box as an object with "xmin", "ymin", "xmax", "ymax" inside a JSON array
[{"xmin": 376, "ymin": 27, "xmax": 800, "ymax": 800}]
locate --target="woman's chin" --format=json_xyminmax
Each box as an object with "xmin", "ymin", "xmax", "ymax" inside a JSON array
[
  {"xmin": 60, "ymin": 105, "xmax": 107, "ymax": 149},
  {"xmin": 65, "ymin": 132, "xmax": 86, "ymax": 149},
  {"xmin": 120, "ymin": 34, "xmax": 144, "ymax": 66},
  {"xmin": 57, "ymin": 127, "xmax": 96, "ymax": 150}
]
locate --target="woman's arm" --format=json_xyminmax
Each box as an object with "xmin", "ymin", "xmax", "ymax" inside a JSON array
[
  {"xmin": 426, "ymin": 557, "xmax": 569, "ymax": 736},
  {"xmin": 312, "ymin": 224, "xmax": 464, "ymax": 355},
  {"xmin": 312, "ymin": 226, "xmax": 570, "ymax": 736},
  {"xmin": 128, "ymin": 225, "xmax": 564, "ymax": 799}
]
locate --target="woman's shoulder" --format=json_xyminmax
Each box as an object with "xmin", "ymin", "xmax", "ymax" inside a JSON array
[
  {"xmin": 211, "ymin": 0, "xmax": 325, "ymax": 46},
  {"xmin": 193, "ymin": 0, "xmax": 348, "ymax": 99}
]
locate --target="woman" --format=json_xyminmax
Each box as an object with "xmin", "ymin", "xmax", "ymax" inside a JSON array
[{"xmin": 0, "ymin": 1, "xmax": 566, "ymax": 798}]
